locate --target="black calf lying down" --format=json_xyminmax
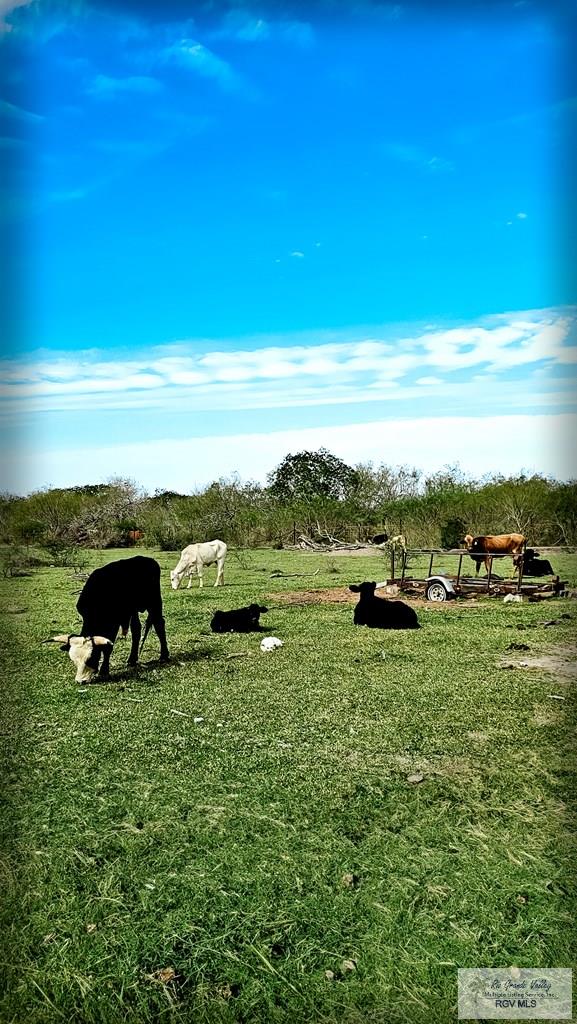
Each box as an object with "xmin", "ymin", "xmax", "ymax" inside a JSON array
[
  {"xmin": 211, "ymin": 603, "xmax": 268, "ymax": 633},
  {"xmin": 349, "ymin": 581, "xmax": 420, "ymax": 629},
  {"xmin": 513, "ymin": 549, "xmax": 554, "ymax": 577}
]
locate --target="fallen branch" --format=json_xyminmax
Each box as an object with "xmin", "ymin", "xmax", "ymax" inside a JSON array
[
  {"xmin": 270, "ymin": 568, "xmax": 321, "ymax": 578},
  {"xmin": 296, "ymin": 533, "xmax": 373, "ymax": 551}
]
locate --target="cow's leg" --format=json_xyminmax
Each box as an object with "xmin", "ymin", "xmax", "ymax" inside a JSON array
[
  {"xmin": 128, "ymin": 613, "xmax": 141, "ymax": 666},
  {"xmin": 186, "ymin": 568, "xmax": 193, "ymax": 589},
  {"xmin": 215, "ymin": 560, "xmax": 224, "ymax": 586},
  {"xmin": 97, "ymin": 645, "xmax": 111, "ymax": 680},
  {"xmin": 153, "ymin": 615, "xmax": 170, "ymax": 662},
  {"xmin": 198, "ymin": 565, "xmax": 204, "ymax": 588}
]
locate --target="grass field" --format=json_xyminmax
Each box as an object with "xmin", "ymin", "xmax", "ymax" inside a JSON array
[{"xmin": 1, "ymin": 547, "xmax": 576, "ymax": 1023}]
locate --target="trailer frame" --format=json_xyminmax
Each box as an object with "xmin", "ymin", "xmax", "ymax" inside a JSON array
[{"xmin": 385, "ymin": 548, "xmax": 566, "ymax": 601}]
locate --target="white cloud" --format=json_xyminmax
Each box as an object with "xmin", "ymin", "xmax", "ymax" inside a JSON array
[
  {"xmin": 291, "ymin": 250, "xmax": 305, "ymax": 258},
  {"xmin": 419, "ymin": 315, "xmax": 574, "ymax": 372},
  {"xmin": 160, "ymin": 39, "xmax": 242, "ymax": 93},
  {"xmin": 4, "ymin": 413, "xmax": 576, "ymax": 495},
  {"xmin": 2, "ymin": 308, "xmax": 574, "ymax": 415}
]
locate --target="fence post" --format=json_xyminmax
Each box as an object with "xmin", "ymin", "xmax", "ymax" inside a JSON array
[{"xmin": 293, "ymin": 521, "xmax": 296, "ymax": 546}]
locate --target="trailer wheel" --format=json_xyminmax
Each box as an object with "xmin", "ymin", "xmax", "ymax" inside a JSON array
[{"xmin": 426, "ymin": 581, "xmax": 450, "ymax": 602}]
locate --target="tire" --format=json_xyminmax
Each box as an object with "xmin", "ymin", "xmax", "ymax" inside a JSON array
[{"xmin": 426, "ymin": 581, "xmax": 450, "ymax": 602}]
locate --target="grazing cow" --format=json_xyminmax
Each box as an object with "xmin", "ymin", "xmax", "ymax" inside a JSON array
[
  {"xmin": 170, "ymin": 539, "xmax": 227, "ymax": 589},
  {"xmin": 47, "ymin": 555, "xmax": 169, "ymax": 682},
  {"xmin": 463, "ymin": 533, "xmax": 525, "ymax": 575},
  {"xmin": 127, "ymin": 529, "xmax": 144, "ymax": 545},
  {"xmin": 513, "ymin": 548, "xmax": 554, "ymax": 577},
  {"xmin": 371, "ymin": 532, "xmax": 388, "ymax": 545},
  {"xmin": 349, "ymin": 581, "xmax": 420, "ymax": 629},
  {"xmin": 211, "ymin": 604, "xmax": 268, "ymax": 633}
]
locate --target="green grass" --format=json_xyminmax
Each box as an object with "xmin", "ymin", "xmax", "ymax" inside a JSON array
[{"xmin": 1, "ymin": 547, "xmax": 576, "ymax": 1023}]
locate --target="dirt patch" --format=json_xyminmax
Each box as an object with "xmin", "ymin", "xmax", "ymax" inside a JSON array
[
  {"xmin": 389, "ymin": 753, "xmax": 476, "ymax": 780},
  {"xmin": 498, "ymin": 643, "xmax": 577, "ymax": 681},
  {"xmin": 272, "ymin": 586, "xmax": 481, "ymax": 609},
  {"xmin": 532, "ymin": 705, "xmax": 565, "ymax": 727}
]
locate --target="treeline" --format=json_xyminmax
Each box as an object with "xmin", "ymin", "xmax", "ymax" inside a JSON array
[{"xmin": 1, "ymin": 450, "xmax": 576, "ymax": 559}]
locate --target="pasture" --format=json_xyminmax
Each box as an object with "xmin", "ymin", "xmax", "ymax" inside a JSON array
[{"xmin": 1, "ymin": 547, "xmax": 576, "ymax": 1023}]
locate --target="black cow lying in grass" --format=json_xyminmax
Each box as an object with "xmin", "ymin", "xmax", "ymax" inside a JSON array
[
  {"xmin": 47, "ymin": 556, "xmax": 169, "ymax": 682},
  {"xmin": 513, "ymin": 549, "xmax": 555, "ymax": 577},
  {"xmin": 349, "ymin": 581, "xmax": 420, "ymax": 629},
  {"xmin": 211, "ymin": 603, "xmax": 268, "ymax": 633}
]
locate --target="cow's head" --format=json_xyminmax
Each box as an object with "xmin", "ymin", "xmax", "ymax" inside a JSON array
[
  {"xmin": 462, "ymin": 534, "xmax": 474, "ymax": 549},
  {"xmin": 513, "ymin": 548, "xmax": 536, "ymax": 568},
  {"xmin": 170, "ymin": 569, "xmax": 182, "ymax": 591},
  {"xmin": 349, "ymin": 581, "xmax": 377, "ymax": 597},
  {"xmin": 47, "ymin": 634, "xmax": 112, "ymax": 682}
]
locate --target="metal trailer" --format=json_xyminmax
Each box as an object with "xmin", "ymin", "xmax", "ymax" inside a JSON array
[{"xmin": 385, "ymin": 548, "xmax": 567, "ymax": 602}]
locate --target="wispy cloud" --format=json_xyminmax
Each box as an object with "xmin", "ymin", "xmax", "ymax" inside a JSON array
[
  {"xmin": 0, "ymin": 133, "xmax": 25, "ymax": 147},
  {"xmin": 159, "ymin": 38, "xmax": 244, "ymax": 93},
  {"xmin": 210, "ymin": 10, "xmax": 314, "ymax": 47},
  {"xmin": 2, "ymin": 308, "xmax": 574, "ymax": 417},
  {"xmin": 86, "ymin": 74, "xmax": 165, "ymax": 97},
  {"xmin": 89, "ymin": 137, "xmax": 172, "ymax": 160},
  {"xmin": 384, "ymin": 142, "xmax": 455, "ymax": 173},
  {"xmin": 0, "ymin": 97, "xmax": 43, "ymax": 123},
  {"xmin": 456, "ymin": 96, "xmax": 577, "ymax": 146}
]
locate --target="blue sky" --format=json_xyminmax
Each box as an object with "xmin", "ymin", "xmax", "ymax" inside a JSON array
[{"xmin": 1, "ymin": 0, "xmax": 576, "ymax": 493}]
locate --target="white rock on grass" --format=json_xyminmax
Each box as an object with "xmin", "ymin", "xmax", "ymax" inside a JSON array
[{"xmin": 260, "ymin": 636, "xmax": 283, "ymax": 653}]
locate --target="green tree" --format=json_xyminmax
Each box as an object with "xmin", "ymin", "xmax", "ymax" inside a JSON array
[
  {"xmin": 268, "ymin": 449, "xmax": 359, "ymax": 504},
  {"xmin": 440, "ymin": 517, "xmax": 467, "ymax": 549}
]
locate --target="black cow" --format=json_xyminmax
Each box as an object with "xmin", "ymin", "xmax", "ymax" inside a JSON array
[
  {"xmin": 513, "ymin": 549, "xmax": 554, "ymax": 577},
  {"xmin": 349, "ymin": 581, "xmax": 420, "ymax": 629},
  {"xmin": 370, "ymin": 533, "xmax": 388, "ymax": 545},
  {"xmin": 48, "ymin": 556, "xmax": 169, "ymax": 682},
  {"xmin": 211, "ymin": 604, "xmax": 268, "ymax": 633}
]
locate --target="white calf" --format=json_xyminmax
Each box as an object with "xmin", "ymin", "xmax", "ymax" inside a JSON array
[{"xmin": 170, "ymin": 539, "xmax": 227, "ymax": 589}]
